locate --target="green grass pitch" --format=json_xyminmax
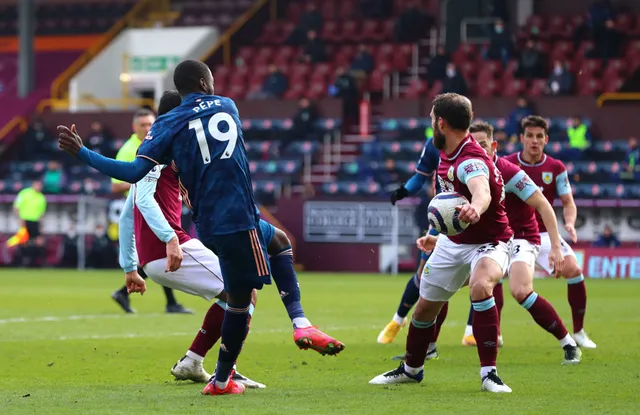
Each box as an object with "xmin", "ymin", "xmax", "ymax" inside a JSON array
[{"xmin": 1, "ymin": 269, "xmax": 639, "ymax": 414}]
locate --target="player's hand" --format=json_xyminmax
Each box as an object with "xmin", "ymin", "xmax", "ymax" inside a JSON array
[
  {"xmin": 416, "ymin": 235, "xmax": 437, "ymax": 253},
  {"xmin": 57, "ymin": 124, "xmax": 84, "ymax": 156},
  {"xmin": 125, "ymin": 271, "xmax": 146, "ymax": 295},
  {"xmin": 564, "ymin": 224, "xmax": 577, "ymax": 243},
  {"xmin": 549, "ymin": 245, "xmax": 565, "ymax": 278},
  {"xmin": 455, "ymin": 204, "xmax": 480, "ymax": 224},
  {"xmin": 390, "ymin": 185, "xmax": 409, "ymax": 205},
  {"xmin": 165, "ymin": 236, "xmax": 183, "ymax": 272}
]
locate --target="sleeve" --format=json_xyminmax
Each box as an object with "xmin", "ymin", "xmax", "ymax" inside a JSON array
[
  {"xmin": 456, "ymin": 158, "xmax": 490, "ymax": 185},
  {"xmin": 136, "ymin": 120, "xmax": 173, "ymax": 165},
  {"xmin": 505, "ymin": 170, "xmax": 538, "ymax": 201},
  {"xmin": 112, "ymin": 144, "xmax": 132, "ymax": 184},
  {"xmin": 416, "ymin": 138, "xmax": 439, "ymax": 176},
  {"xmin": 404, "ymin": 173, "xmax": 428, "ymax": 194},
  {"xmin": 77, "ymin": 147, "xmax": 155, "ymax": 183},
  {"xmin": 134, "ymin": 166, "xmax": 178, "ymax": 244},
  {"xmin": 555, "ymin": 166, "xmax": 571, "ymax": 196},
  {"xmin": 118, "ymin": 190, "xmax": 138, "ymax": 273}
]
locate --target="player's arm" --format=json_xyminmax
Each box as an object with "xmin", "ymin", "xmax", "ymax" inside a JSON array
[
  {"xmin": 118, "ymin": 191, "xmax": 146, "ymax": 294},
  {"xmin": 12, "ymin": 190, "xmax": 24, "ymax": 217},
  {"xmin": 111, "ymin": 146, "xmax": 133, "ymax": 194},
  {"xmin": 508, "ymin": 171, "xmax": 562, "ymax": 249},
  {"xmin": 134, "ymin": 169, "xmax": 182, "ymax": 272},
  {"xmin": 391, "ymin": 139, "xmax": 438, "ymax": 204},
  {"xmin": 456, "ymin": 159, "xmax": 492, "ymax": 223},
  {"xmin": 556, "ymin": 170, "xmax": 578, "ymax": 242}
]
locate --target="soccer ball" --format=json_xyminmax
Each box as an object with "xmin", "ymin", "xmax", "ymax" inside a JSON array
[{"xmin": 427, "ymin": 191, "xmax": 470, "ymax": 236}]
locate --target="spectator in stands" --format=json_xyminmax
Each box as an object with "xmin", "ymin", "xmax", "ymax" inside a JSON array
[
  {"xmin": 19, "ymin": 118, "xmax": 54, "ymax": 160},
  {"xmin": 589, "ymin": 0, "xmax": 616, "ymax": 37},
  {"xmin": 621, "ymin": 137, "xmax": 640, "ymax": 181},
  {"xmin": 301, "ymin": 30, "xmax": 327, "ymax": 63},
  {"xmin": 250, "ymin": 64, "xmax": 288, "ymax": 99},
  {"xmin": 280, "ymin": 98, "xmax": 318, "ymax": 153},
  {"xmin": 12, "ymin": 179, "xmax": 47, "ymax": 267},
  {"xmin": 288, "ymin": 3, "xmax": 323, "ymax": 45},
  {"xmin": 484, "ymin": 18, "xmax": 514, "ymax": 65},
  {"xmin": 426, "ymin": 45, "xmax": 450, "ymax": 85},
  {"xmin": 351, "ymin": 45, "xmax": 374, "ymax": 75},
  {"xmin": 330, "ymin": 67, "xmax": 359, "ymax": 128},
  {"xmin": 85, "ymin": 121, "xmax": 112, "ymax": 155},
  {"xmin": 393, "ymin": 0, "xmax": 430, "ymax": 43},
  {"xmin": 590, "ymin": 18, "xmax": 623, "ymax": 59},
  {"xmin": 505, "ymin": 96, "xmax": 534, "ymax": 139},
  {"xmin": 516, "ymin": 39, "xmax": 546, "ymax": 80},
  {"xmin": 441, "ymin": 63, "xmax": 468, "ymax": 95},
  {"xmin": 566, "ymin": 116, "xmax": 592, "ymax": 150},
  {"xmin": 592, "ymin": 225, "xmax": 620, "ymax": 248},
  {"xmin": 360, "ymin": 0, "xmax": 392, "ymax": 19},
  {"xmin": 547, "ymin": 60, "xmax": 574, "ymax": 96},
  {"xmin": 86, "ymin": 224, "xmax": 117, "ymax": 269},
  {"xmin": 42, "ymin": 161, "xmax": 64, "ymax": 194}
]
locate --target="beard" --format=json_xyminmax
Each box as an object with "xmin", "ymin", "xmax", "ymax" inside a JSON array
[{"xmin": 433, "ymin": 125, "xmax": 446, "ymax": 150}]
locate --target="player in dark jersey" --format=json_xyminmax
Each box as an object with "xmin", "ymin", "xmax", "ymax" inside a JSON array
[
  {"xmin": 58, "ymin": 60, "xmax": 271, "ymax": 395},
  {"xmin": 504, "ymin": 115, "xmax": 596, "ymax": 349},
  {"xmin": 377, "ymin": 138, "xmax": 440, "ymax": 345},
  {"xmin": 370, "ymin": 94, "xmax": 513, "ymax": 393}
]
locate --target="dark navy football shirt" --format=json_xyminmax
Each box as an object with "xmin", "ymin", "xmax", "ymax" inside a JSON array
[{"xmin": 137, "ymin": 93, "xmax": 258, "ymax": 238}]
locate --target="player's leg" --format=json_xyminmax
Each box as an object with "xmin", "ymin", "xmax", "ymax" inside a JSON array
[
  {"xmin": 262, "ymin": 220, "xmax": 344, "ymax": 355},
  {"xmin": 203, "ymin": 227, "xmax": 271, "ymax": 396},
  {"xmin": 538, "ymin": 234, "xmax": 595, "ymax": 348},
  {"xmin": 468, "ymin": 241, "xmax": 512, "ymax": 393},
  {"xmin": 462, "ymin": 280, "xmax": 503, "ymax": 346},
  {"xmin": 377, "ymin": 256, "xmax": 425, "ymax": 344},
  {"xmin": 370, "ymin": 236, "xmax": 472, "ymax": 385}
]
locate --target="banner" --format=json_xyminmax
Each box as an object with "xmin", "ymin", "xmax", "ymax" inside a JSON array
[
  {"xmin": 303, "ymin": 201, "xmax": 419, "ymax": 243},
  {"xmin": 577, "ymin": 248, "xmax": 640, "ymax": 279}
]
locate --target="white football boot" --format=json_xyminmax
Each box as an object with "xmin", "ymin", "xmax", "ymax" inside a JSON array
[
  {"xmin": 572, "ymin": 329, "xmax": 597, "ymax": 349},
  {"xmin": 481, "ymin": 370, "xmax": 512, "ymax": 393},
  {"xmin": 369, "ymin": 363, "xmax": 424, "ymax": 385},
  {"xmin": 171, "ymin": 355, "xmax": 211, "ymax": 383}
]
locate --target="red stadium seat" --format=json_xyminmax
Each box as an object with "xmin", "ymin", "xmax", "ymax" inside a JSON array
[
  {"xmin": 577, "ymin": 78, "xmax": 602, "ymax": 96},
  {"xmin": 427, "ymin": 81, "xmax": 443, "ymax": 99},
  {"xmin": 334, "ymin": 45, "xmax": 356, "ymax": 66},
  {"xmin": 283, "ymin": 82, "xmax": 306, "ymax": 99},
  {"xmin": 579, "ymin": 59, "xmax": 603, "ymax": 76},
  {"xmin": 320, "ymin": 1, "xmax": 335, "ymax": 20},
  {"xmin": 289, "ymin": 63, "xmax": 311, "ymax": 81},
  {"xmin": 477, "ymin": 79, "xmax": 500, "ymax": 97},
  {"xmin": 257, "ymin": 21, "xmax": 280, "ymax": 45},
  {"xmin": 362, "ymin": 20, "xmax": 382, "ymax": 42},
  {"xmin": 368, "ymin": 69, "xmax": 387, "ymax": 92},
  {"xmin": 615, "ymin": 13, "xmax": 634, "ymax": 32},
  {"xmin": 402, "ymin": 78, "xmax": 427, "ymax": 98},
  {"xmin": 547, "ymin": 15, "xmax": 569, "ymax": 38},
  {"xmin": 602, "ymin": 59, "xmax": 627, "ymax": 78},
  {"xmin": 603, "ymin": 76, "xmax": 624, "ymax": 93},
  {"xmin": 577, "ymin": 41, "xmax": 594, "ymax": 58},
  {"xmin": 307, "ymin": 81, "xmax": 328, "ymax": 99},
  {"xmin": 504, "ymin": 60, "xmax": 519, "ymax": 78},
  {"xmin": 458, "ymin": 60, "xmax": 478, "ymax": 81},
  {"xmin": 502, "ymin": 78, "xmax": 527, "ymax": 97},
  {"xmin": 278, "ymin": 22, "xmax": 296, "ymax": 44},
  {"xmin": 528, "ymin": 79, "xmax": 548, "ymax": 96},
  {"xmin": 549, "ymin": 40, "xmax": 574, "ymax": 62},
  {"xmin": 626, "ymin": 39, "xmax": 640, "ymax": 59},
  {"xmin": 342, "ymin": 20, "xmax": 360, "ymax": 42},
  {"xmin": 322, "ymin": 21, "xmax": 342, "ymax": 43},
  {"xmin": 236, "ymin": 46, "xmax": 255, "ymax": 65},
  {"xmin": 526, "ymin": 14, "xmax": 546, "ymax": 32},
  {"xmin": 380, "ymin": 20, "xmax": 395, "ymax": 42},
  {"xmin": 337, "ymin": 0, "xmax": 356, "ymax": 19}
]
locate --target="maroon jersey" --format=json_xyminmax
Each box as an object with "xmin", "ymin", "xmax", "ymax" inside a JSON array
[
  {"xmin": 504, "ymin": 152, "xmax": 571, "ymax": 233},
  {"xmin": 495, "ymin": 156, "xmax": 540, "ymax": 245},
  {"xmin": 134, "ymin": 164, "xmax": 191, "ymax": 267},
  {"xmin": 436, "ymin": 136, "xmax": 513, "ymax": 244}
]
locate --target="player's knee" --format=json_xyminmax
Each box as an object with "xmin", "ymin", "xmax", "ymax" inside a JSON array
[
  {"xmin": 510, "ymin": 285, "xmax": 532, "ymax": 303},
  {"xmin": 413, "ymin": 297, "xmax": 441, "ymax": 322},
  {"xmin": 469, "ymin": 278, "xmax": 493, "ymax": 301},
  {"xmin": 562, "ymin": 264, "xmax": 581, "ymax": 279},
  {"xmin": 268, "ymin": 228, "xmax": 291, "ymax": 256}
]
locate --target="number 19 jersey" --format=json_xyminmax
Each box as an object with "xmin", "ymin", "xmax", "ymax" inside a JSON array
[{"xmin": 137, "ymin": 93, "xmax": 258, "ymax": 239}]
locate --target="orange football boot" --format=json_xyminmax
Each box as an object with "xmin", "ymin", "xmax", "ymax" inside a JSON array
[
  {"xmin": 202, "ymin": 374, "xmax": 246, "ymax": 396},
  {"xmin": 293, "ymin": 326, "xmax": 345, "ymax": 356}
]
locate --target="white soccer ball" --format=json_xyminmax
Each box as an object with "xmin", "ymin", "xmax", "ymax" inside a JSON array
[{"xmin": 427, "ymin": 191, "xmax": 471, "ymax": 236}]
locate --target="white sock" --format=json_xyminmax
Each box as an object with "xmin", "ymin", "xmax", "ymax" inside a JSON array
[
  {"xmin": 427, "ymin": 342, "xmax": 437, "ymax": 353},
  {"xmin": 464, "ymin": 324, "xmax": 473, "ymax": 337},
  {"xmin": 392, "ymin": 313, "xmax": 405, "ymax": 325},
  {"xmin": 185, "ymin": 350, "xmax": 204, "ymax": 362},
  {"xmin": 559, "ymin": 333, "xmax": 577, "ymax": 348},
  {"xmin": 403, "ymin": 362, "xmax": 424, "ymax": 375},
  {"xmin": 292, "ymin": 317, "xmax": 312, "ymax": 328},
  {"xmin": 480, "ymin": 366, "xmax": 497, "ymax": 379},
  {"xmin": 215, "ymin": 379, "xmax": 229, "ymax": 389}
]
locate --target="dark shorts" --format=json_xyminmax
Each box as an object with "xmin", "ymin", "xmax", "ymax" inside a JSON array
[
  {"xmin": 205, "ymin": 227, "xmax": 271, "ymax": 295},
  {"xmin": 25, "ymin": 221, "xmax": 41, "ymax": 238}
]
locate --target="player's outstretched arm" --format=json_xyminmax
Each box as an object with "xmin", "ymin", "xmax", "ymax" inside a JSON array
[
  {"xmin": 57, "ymin": 125, "xmax": 154, "ymax": 183},
  {"xmin": 461, "ymin": 175, "xmax": 491, "ymax": 223},
  {"xmin": 118, "ymin": 190, "xmax": 139, "ymax": 274},
  {"xmin": 133, "ymin": 170, "xmax": 182, "ymax": 272}
]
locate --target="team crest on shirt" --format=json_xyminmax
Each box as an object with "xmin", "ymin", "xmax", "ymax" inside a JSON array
[
  {"xmin": 447, "ymin": 166, "xmax": 454, "ymax": 181},
  {"xmin": 422, "ymin": 264, "xmax": 431, "ymax": 276},
  {"xmin": 542, "ymin": 172, "xmax": 553, "ymax": 184}
]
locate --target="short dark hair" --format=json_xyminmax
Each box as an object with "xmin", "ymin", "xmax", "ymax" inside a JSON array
[
  {"xmin": 432, "ymin": 93, "xmax": 472, "ymax": 131},
  {"xmin": 173, "ymin": 60, "xmax": 211, "ymax": 96},
  {"xmin": 521, "ymin": 115, "xmax": 549, "ymax": 134},
  {"xmin": 132, "ymin": 108, "xmax": 154, "ymax": 124},
  {"xmin": 469, "ymin": 121, "xmax": 494, "ymax": 138},
  {"xmin": 158, "ymin": 90, "xmax": 182, "ymax": 116}
]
